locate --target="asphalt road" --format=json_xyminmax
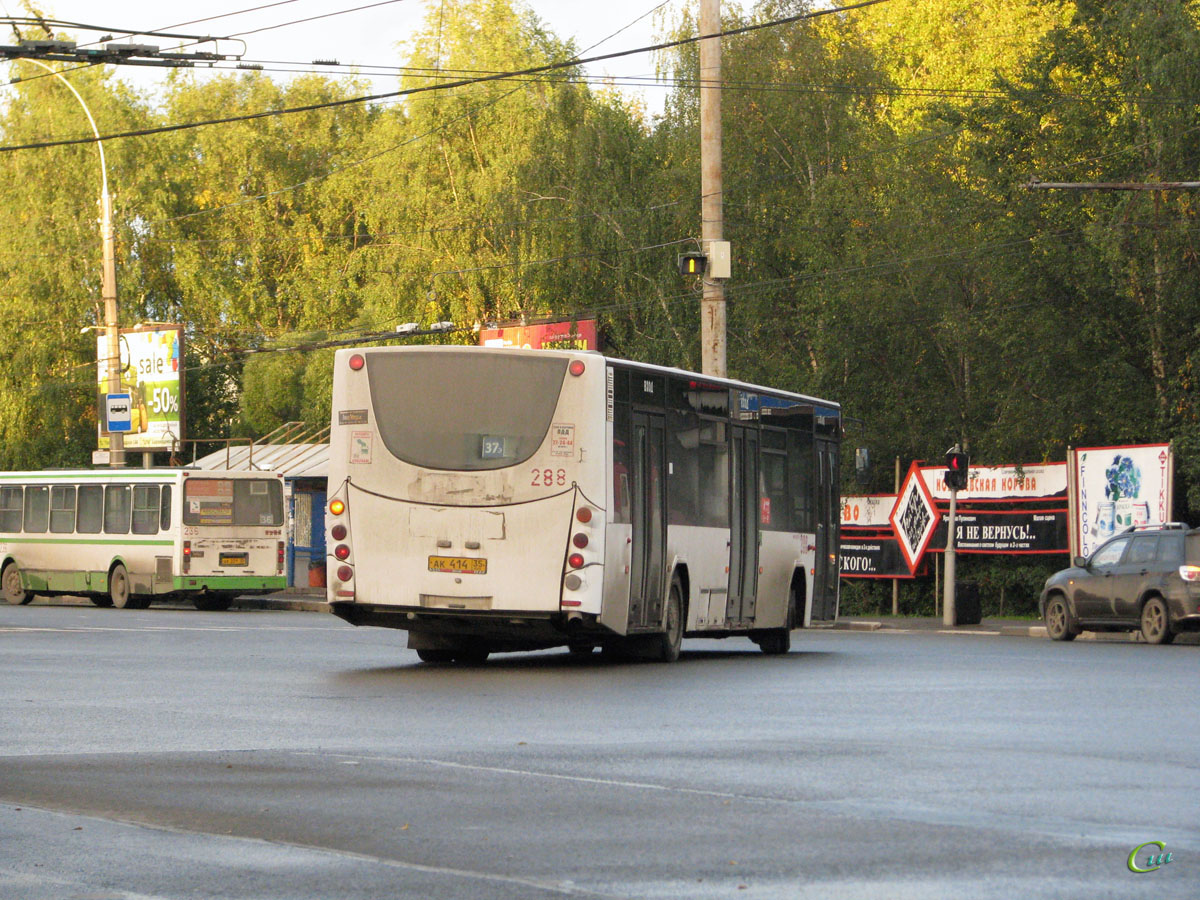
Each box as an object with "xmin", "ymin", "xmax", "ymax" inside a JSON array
[{"xmin": 1, "ymin": 604, "xmax": 1195, "ymax": 899}]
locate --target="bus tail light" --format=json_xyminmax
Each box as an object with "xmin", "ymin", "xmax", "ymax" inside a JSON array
[
  {"xmin": 329, "ymin": 499, "xmax": 345, "ymax": 516},
  {"xmin": 568, "ymin": 360, "xmax": 586, "ymax": 376},
  {"xmin": 334, "ymin": 544, "xmax": 351, "ymax": 561},
  {"xmin": 337, "ymin": 565, "xmax": 353, "ymax": 583},
  {"xmin": 183, "ymin": 540, "xmax": 191, "ymax": 574},
  {"xmin": 277, "ymin": 541, "xmax": 286, "ymax": 574},
  {"xmin": 572, "ymin": 533, "xmax": 589, "ymax": 549},
  {"xmin": 348, "ymin": 353, "xmax": 365, "ymax": 371},
  {"xmin": 568, "ymin": 553, "xmax": 584, "ymax": 569},
  {"xmin": 331, "ymin": 523, "xmax": 347, "ymax": 541},
  {"xmin": 575, "ymin": 506, "xmax": 593, "ymax": 524}
]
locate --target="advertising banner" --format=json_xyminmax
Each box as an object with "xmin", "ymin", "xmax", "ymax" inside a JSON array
[
  {"xmin": 96, "ymin": 325, "xmax": 184, "ymax": 452},
  {"xmin": 888, "ymin": 463, "xmax": 941, "ymax": 575},
  {"xmin": 920, "ymin": 462, "xmax": 1067, "ymax": 501},
  {"xmin": 1072, "ymin": 443, "xmax": 1173, "ymax": 558},
  {"xmin": 839, "ymin": 537, "xmax": 915, "ymax": 578},
  {"xmin": 478, "ymin": 319, "xmax": 598, "ymax": 351},
  {"xmin": 931, "ymin": 509, "xmax": 1069, "ymax": 554}
]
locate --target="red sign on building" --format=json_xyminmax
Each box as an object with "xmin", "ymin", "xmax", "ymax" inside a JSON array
[{"xmin": 478, "ymin": 319, "xmax": 598, "ymax": 351}]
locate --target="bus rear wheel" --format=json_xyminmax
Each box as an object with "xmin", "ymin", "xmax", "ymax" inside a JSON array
[
  {"xmin": 416, "ymin": 648, "xmax": 457, "ymax": 664},
  {"xmin": 193, "ymin": 594, "xmax": 234, "ymax": 612},
  {"xmin": 2, "ymin": 562, "xmax": 30, "ymax": 605},
  {"xmin": 755, "ymin": 584, "xmax": 796, "ymax": 655},
  {"xmin": 654, "ymin": 580, "xmax": 684, "ymax": 663}
]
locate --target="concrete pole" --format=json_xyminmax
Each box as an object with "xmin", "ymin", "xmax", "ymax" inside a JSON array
[
  {"xmin": 943, "ymin": 486, "xmax": 958, "ymax": 626},
  {"xmin": 27, "ymin": 60, "xmax": 123, "ymax": 466},
  {"xmin": 699, "ymin": 0, "xmax": 725, "ymax": 377}
]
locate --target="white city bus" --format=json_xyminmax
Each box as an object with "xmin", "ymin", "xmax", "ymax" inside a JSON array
[
  {"xmin": 0, "ymin": 469, "xmax": 287, "ymax": 610},
  {"xmin": 325, "ymin": 346, "xmax": 841, "ymax": 662}
]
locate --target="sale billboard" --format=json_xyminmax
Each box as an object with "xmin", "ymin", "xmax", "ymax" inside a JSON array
[{"xmin": 96, "ymin": 325, "xmax": 184, "ymax": 452}]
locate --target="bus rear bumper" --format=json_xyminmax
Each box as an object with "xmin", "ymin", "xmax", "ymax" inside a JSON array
[{"xmin": 329, "ymin": 601, "xmax": 606, "ymax": 651}]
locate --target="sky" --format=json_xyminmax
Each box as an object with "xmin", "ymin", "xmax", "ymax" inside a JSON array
[{"xmin": 5, "ymin": 0, "xmax": 682, "ymax": 117}]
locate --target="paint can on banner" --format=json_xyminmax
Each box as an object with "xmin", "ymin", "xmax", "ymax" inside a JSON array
[
  {"xmin": 1116, "ymin": 499, "xmax": 1135, "ymax": 528},
  {"xmin": 1096, "ymin": 501, "xmax": 1116, "ymax": 538},
  {"xmin": 1132, "ymin": 501, "xmax": 1150, "ymax": 527}
]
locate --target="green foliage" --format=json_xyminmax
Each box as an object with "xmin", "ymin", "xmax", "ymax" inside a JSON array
[{"xmin": 0, "ymin": 0, "xmax": 1198, "ymax": 531}]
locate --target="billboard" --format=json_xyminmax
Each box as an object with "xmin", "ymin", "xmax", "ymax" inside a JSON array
[
  {"xmin": 1071, "ymin": 443, "xmax": 1173, "ymax": 558},
  {"xmin": 478, "ymin": 319, "xmax": 598, "ymax": 351},
  {"xmin": 96, "ymin": 325, "xmax": 184, "ymax": 452}
]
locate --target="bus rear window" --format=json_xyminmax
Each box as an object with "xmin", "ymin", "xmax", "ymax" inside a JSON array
[
  {"xmin": 183, "ymin": 478, "xmax": 283, "ymax": 527},
  {"xmin": 365, "ymin": 350, "xmax": 568, "ymax": 470}
]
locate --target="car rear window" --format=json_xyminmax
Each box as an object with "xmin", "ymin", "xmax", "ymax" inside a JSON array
[{"xmin": 1184, "ymin": 531, "xmax": 1200, "ymax": 564}]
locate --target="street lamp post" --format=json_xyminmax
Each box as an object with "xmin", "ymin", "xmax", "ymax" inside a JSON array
[{"xmin": 25, "ymin": 59, "xmax": 123, "ymax": 467}]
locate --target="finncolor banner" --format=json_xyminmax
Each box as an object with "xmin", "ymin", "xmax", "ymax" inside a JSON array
[{"xmin": 1071, "ymin": 443, "xmax": 1173, "ymax": 559}]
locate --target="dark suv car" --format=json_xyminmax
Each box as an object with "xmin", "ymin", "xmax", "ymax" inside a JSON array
[{"xmin": 1039, "ymin": 523, "xmax": 1200, "ymax": 644}]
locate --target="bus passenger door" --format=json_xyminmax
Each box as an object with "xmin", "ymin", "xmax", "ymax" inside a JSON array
[
  {"xmin": 811, "ymin": 438, "xmax": 840, "ymax": 621},
  {"xmin": 726, "ymin": 426, "xmax": 759, "ymax": 625},
  {"xmin": 627, "ymin": 412, "xmax": 666, "ymax": 631}
]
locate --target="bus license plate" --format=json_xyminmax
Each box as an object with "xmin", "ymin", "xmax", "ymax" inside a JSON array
[
  {"xmin": 219, "ymin": 552, "xmax": 249, "ymax": 567},
  {"xmin": 428, "ymin": 556, "xmax": 487, "ymax": 575}
]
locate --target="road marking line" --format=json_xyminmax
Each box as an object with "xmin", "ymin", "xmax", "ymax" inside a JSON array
[{"xmin": 295, "ymin": 751, "xmax": 756, "ymax": 804}]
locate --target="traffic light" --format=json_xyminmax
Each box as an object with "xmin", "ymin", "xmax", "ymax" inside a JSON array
[
  {"xmin": 678, "ymin": 252, "xmax": 707, "ymax": 277},
  {"xmin": 945, "ymin": 450, "xmax": 970, "ymax": 491}
]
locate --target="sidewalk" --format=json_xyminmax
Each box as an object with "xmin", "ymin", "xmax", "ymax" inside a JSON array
[{"xmin": 832, "ymin": 614, "xmax": 1200, "ymax": 644}]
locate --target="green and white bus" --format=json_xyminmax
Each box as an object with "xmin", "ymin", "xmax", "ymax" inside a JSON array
[{"xmin": 0, "ymin": 469, "xmax": 287, "ymax": 610}]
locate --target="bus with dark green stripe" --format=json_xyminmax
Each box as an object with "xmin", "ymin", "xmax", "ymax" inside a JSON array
[{"xmin": 0, "ymin": 469, "xmax": 287, "ymax": 610}]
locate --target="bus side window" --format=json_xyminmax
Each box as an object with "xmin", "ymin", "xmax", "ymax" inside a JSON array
[
  {"xmin": 50, "ymin": 485, "xmax": 76, "ymax": 534},
  {"xmin": 77, "ymin": 485, "xmax": 103, "ymax": 534},
  {"xmin": 22, "ymin": 485, "xmax": 49, "ymax": 533},
  {"xmin": 698, "ymin": 420, "xmax": 729, "ymax": 527},
  {"xmin": 132, "ymin": 485, "xmax": 160, "ymax": 535},
  {"xmin": 787, "ymin": 429, "xmax": 815, "ymax": 533},
  {"xmin": 0, "ymin": 486, "xmax": 23, "ymax": 532},
  {"xmin": 612, "ymin": 402, "xmax": 632, "ymax": 524},
  {"xmin": 160, "ymin": 485, "xmax": 172, "ymax": 532},
  {"xmin": 761, "ymin": 451, "xmax": 788, "ymax": 531},
  {"xmin": 104, "ymin": 485, "xmax": 132, "ymax": 534}
]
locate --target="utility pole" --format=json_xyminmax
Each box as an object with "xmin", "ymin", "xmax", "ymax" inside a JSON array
[{"xmin": 699, "ymin": 0, "xmax": 725, "ymax": 377}]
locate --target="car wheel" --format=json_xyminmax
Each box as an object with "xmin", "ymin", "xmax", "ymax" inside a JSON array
[
  {"xmin": 1044, "ymin": 595, "xmax": 1076, "ymax": 641},
  {"xmin": 1140, "ymin": 597, "xmax": 1175, "ymax": 645}
]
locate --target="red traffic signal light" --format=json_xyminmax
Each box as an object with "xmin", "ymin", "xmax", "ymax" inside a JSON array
[{"xmin": 945, "ymin": 451, "xmax": 969, "ymax": 491}]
